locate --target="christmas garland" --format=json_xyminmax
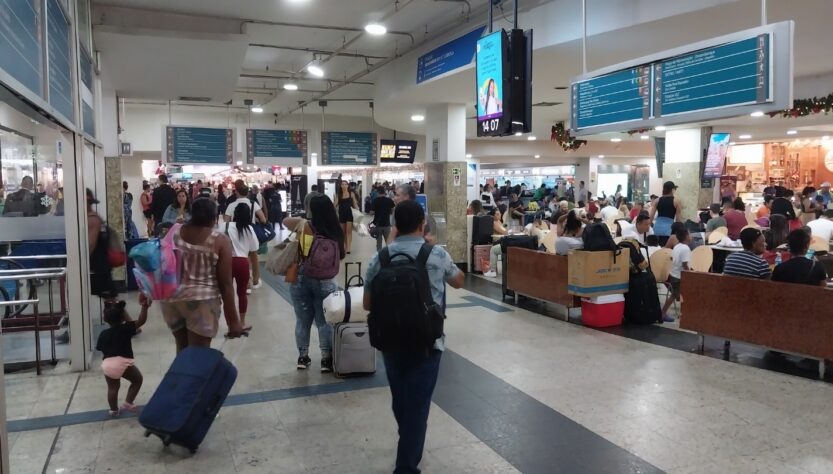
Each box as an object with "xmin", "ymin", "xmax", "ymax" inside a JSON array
[
  {"xmin": 626, "ymin": 127, "xmax": 652, "ymax": 135},
  {"xmin": 768, "ymin": 93, "xmax": 833, "ymax": 118},
  {"xmin": 551, "ymin": 122, "xmax": 587, "ymax": 151}
]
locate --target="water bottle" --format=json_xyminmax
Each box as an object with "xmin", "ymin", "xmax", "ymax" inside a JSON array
[
  {"xmin": 775, "ymin": 252, "xmax": 782, "ymax": 266},
  {"xmin": 807, "ymin": 248, "xmax": 815, "ymax": 261}
]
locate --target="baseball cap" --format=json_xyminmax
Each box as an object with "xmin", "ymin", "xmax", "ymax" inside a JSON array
[{"xmin": 820, "ymin": 181, "xmax": 832, "ymax": 188}]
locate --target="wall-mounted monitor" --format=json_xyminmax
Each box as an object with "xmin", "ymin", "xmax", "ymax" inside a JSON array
[
  {"xmin": 379, "ymin": 140, "xmax": 418, "ymax": 164},
  {"xmin": 654, "ymin": 137, "xmax": 666, "ymax": 178},
  {"xmin": 703, "ymin": 132, "xmax": 731, "ymax": 179},
  {"xmin": 476, "ymin": 30, "xmax": 510, "ymax": 137}
]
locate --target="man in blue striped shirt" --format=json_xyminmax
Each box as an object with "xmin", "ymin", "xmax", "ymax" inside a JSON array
[{"xmin": 723, "ymin": 228, "xmax": 771, "ymax": 279}]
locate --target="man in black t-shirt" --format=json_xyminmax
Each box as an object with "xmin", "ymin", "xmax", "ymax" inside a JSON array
[
  {"xmin": 150, "ymin": 174, "xmax": 177, "ymax": 231},
  {"xmin": 507, "ymin": 193, "xmax": 525, "ymax": 226},
  {"xmin": 371, "ymin": 186, "xmax": 395, "ymax": 251},
  {"xmin": 772, "ymin": 229, "xmax": 828, "ymax": 286}
]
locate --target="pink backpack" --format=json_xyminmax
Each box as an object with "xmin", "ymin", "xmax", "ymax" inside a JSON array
[
  {"xmin": 303, "ymin": 230, "xmax": 340, "ymax": 280},
  {"xmin": 132, "ymin": 224, "xmax": 182, "ymax": 300}
]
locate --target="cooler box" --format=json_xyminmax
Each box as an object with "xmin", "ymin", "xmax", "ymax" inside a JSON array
[
  {"xmin": 473, "ymin": 244, "xmax": 492, "ymax": 273},
  {"xmin": 567, "ymin": 250, "xmax": 629, "ymax": 297},
  {"xmin": 581, "ymin": 294, "xmax": 625, "ymax": 328}
]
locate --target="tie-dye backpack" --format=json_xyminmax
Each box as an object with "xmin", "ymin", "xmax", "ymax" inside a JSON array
[{"xmin": 129, "ymin": 224, "xmax": 182, "ymax": 300}]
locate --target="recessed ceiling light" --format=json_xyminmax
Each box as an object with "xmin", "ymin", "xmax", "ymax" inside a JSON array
[
  {"xmin": 610, "ymin": 137, "xmax": 622, "ymax": 142},
  {"xmin": 598, "ymin": 155, "xmax": 605, "ymax": 159},
  {"xmin": 739, "ymin": 134, "xmax": 752, "ymax": 139},
  {"xmin": 750, "ymin": 111, "xmax": 765, "ymax": 117},
  {"xmin": 236, "ymin": 161, "xmax": 243, "ymax": 166},
  {"xmin": 251, "ymin": 106, "xmax": 264, "ymax": 113},
  {"xmin": 307, "ymin": 64, "xmax": 325, "ymax": 77},
  {"xmin": 514, "ymin": 132, "xmax": 523, "ymax": 137},
  {"xmin": 465, "ymin": 153, "xmax": 472, "ymax": 158},
  {"xmin": 534, "ymin": 154, "xmax": 541, "ymax": 159},
  {"xmin": 655, "ymin": 126, "xmax": 666, "ymax": 131},
  {"xmin": 283, "ymin": 83, "xmax": 298, "ymax": 91},
  {"xmin": 640, "ymin": 135, "xmax": 650, "ymax": 140},
  {"xmin": 364, "ymin": 23, "xmax": 387, "ymax": 35},
  {"xmin": 411, "ymin": 114, "xmax": 425, "ymax": 122},
  {"xmin": 786, "ymin": 130, "xmax": 798, "ymax": 135},
  {"xmin": 729, "ymin": 142, "xmax": 736, "ymax": 146},
  {"xmin": 527, "ymin": 136, "xmax": 537, "ymax": 141}
]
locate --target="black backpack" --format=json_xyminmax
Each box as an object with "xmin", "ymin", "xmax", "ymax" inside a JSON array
[
  {"xmin": 582, "ymin": 222, "xmax": 618, "ymax": 252},
  {"xmin": 368, "ymin": 244, "xmax": 444, "ymax": 353}
]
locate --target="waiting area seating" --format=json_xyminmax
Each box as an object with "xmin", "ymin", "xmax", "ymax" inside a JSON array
[
  {"xmin": 505, "ymin": 247, "xmax": 579, "ymax": 316},
  {"xmin": 680, "ymin": 271, "xmax": 833, "ymax": 378}
]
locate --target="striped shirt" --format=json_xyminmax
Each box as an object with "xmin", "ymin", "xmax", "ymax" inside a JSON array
[
  {"xmin": 723, "ymin": 251, "xmax": 771, "ymax": 279},
  {"xmin": 168, "ymin": 228, "xmax": 222, "ymax": 302}
]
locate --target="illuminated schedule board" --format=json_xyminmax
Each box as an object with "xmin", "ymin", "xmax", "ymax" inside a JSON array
[
  {"xmin": 570, "ymin": 22, "xmax": 792, "ymax": 136},
  {"xmin": 164, "ymin": 126, "xmax": 234, "ymax": 164}
]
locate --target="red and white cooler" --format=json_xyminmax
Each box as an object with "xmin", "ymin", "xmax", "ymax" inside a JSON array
[{"xmin": 581, "ymin": 294, "xmax": 625, "ymax": 328}]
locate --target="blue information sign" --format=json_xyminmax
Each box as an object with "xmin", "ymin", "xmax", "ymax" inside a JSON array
[
  {"xmin": 165, "ymin": 126, "xmax": 234, "ymax": 164},
  {"xmin": 246, "ymin": 129, "xmax": 307, "ymax": 163},
  {"xmin": 572, "ymin": 66, "xmax": 651, "ymax": 129},
  {"xmin": 47, "ymin": 0, "xmax": 73, "ymax": 120},
  {"xmin": 321, "ymin": 132, "xmax": 377, "ymax": 166},
  {"xmin": 656, "ymin": 35, "xmax": 769, "ymax": 117},
  {"xmin": 0, "ymin": 0, "xmax": 42, "ymax": 96},
  {"xmin": 417, "ymin": 26, "xmax": 485, "ymax": 84}
]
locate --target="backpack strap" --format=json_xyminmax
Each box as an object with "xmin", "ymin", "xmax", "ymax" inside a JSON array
[
  {"xmin": 415, "ymin": 243, "xmax": 435, "ymax": 306},
  {"xmin": 379, "ymin": 247, "xmax": 391, "ymax": 268}
]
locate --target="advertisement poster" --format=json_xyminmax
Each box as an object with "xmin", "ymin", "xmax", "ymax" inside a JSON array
[
  {"xmin": 703, "ymin": 132, "xmax": 731, "ymax": 179},
  {"xmin": 476, "ymin": 31, "xmax": 504, "ymax": 122}
]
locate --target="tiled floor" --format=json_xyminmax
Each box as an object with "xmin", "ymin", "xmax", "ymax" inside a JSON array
[{"xmin": 4, "ymin": 234, "xmax": 833, "ymax": 473}]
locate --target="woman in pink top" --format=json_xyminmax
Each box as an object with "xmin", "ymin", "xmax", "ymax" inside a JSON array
[
  {"xmin": 159, "ymin": 198, "xmax": 244, "ymax": 352},
  {"xmin": 723, "ymin": 197, "xmax": 748, "ymax": 240}
]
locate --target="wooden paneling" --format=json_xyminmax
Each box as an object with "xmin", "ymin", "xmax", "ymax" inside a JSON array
[{"xmin": 507, "ymin": 247, "xmax": 579, "ymax": 308}]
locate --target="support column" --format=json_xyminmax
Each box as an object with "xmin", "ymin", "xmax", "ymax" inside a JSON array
[
  {"xmin": 663, "ymin": 127, "xmax": 711, "ymax": 221},
  {"xmin": 424, "ymin": 104, "xmax": 468, "ymax": 263}
]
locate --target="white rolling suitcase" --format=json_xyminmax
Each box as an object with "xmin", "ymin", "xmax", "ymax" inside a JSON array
[{"xmin": 331, "ymin": 275, "xmax": 376, "ymax": 377}]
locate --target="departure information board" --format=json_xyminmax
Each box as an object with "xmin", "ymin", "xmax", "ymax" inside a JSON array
[
  {"xmin": 321, "ymin": 132, "xmax": 377, "ymax": 166},
  {"xmin": 46, "ymin": 0, "xmax": 73, "ymax": 120},
  {"xmin": 246, "ymin": 129, "xmax": 307, "ymax": 164},
  {"xmin": 165, "ymin": 126, "xmax": 234, "ymax": 164},
  {"xmin": 0, "ymin": 0, "xmax": 43, "ymax": 96},
  {"xmin": 572, "ymin": 66, "xmax": 650, "ymax": 129}
]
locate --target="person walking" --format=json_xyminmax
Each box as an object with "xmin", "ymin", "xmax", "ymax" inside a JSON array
[
  {"xmin": 334, "ymin": 178, "xmax": 359, "ymax": 254},
  {"xmin": 140, "ymin": 183, "xmax": 153, "ymax": 237},
  {"xmin": 123, "ymin": 181, "xmax": 139, "ymax": 239},
  {"xmin": 363, "ymin": 200, "xmax": 464, "ymax": 473},
  {"xmin": 372, "ymin": 185, "xmax": 395, "ymax": 251},
  {"xmin": 162, "ymin": 189, "xmax": 192, "ymax": 225},
  {"xmin": 282, "ymin": 195, "xmax": 345, "ymax": 372},
  {"xmin": 225, "ymin": 203, "xmax": 259, "ymax": 332},
  {"xmin": 151, "ymin": 175, "xmax": 177, "ymax": 233}
]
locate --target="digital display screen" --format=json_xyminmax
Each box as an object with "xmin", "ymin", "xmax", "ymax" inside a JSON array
[
  {"xmin": 703, "ymin": 133, "xmax": 731, "ymax": 179},
  {"xmin": 476, "ymin": 30, "xmax": 508, "ymax": 136},
  {"xmin": 380, "ymin": 140, "xmax": 418, "ymax": 164}
]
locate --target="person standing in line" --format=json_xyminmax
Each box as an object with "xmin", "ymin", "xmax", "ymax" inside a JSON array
[
  {"xmin": 334, "ymin": 178, "xmax": 359, "ymax": 255},
  {"xmin": 225, "ymin": 203, "xmax": 259, "ymax": 332},
  {"xmin": 650, "ymin": 181, "xmax": 682, "ymax": 247},
  {"xmin": 282, "ymin": 195, "xmax": 345, "ymax": 372},
  {"xmin": 151, "ymin": 175, "xmax": 177, "ymax": 232},
  {"xmin": 140, "ymin": 183, "xmax": 153, "ymax": 237},
  {"xmin": 372, "ymin": 185, "xmax": 395, "ymax": 251},
  {"xmin": 158, "ymin": 198, "xmax": 244, "ymax": 352},
  {"xmin": 363, "ymin": 200, "xmax": 464, "ymax": 474}
]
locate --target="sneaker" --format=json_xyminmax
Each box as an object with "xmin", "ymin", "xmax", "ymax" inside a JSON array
[
  {"xmin": 321, "ymin": 357, "xmax": 333, "ymax": 373},
  {"xmin": 120, "ymin": 402, "xmax": 138, "ymax": 413},
  {"xmin": 662, "ymin": 314, "xmax": 675, "ymax": 323},
  {"xmin": 108, "ymin": 409, "xmax": 120, "ymax": 417},
  {"xmin": 246, "ymin": 288, "xmax": 252, "ymax": 295},
  {"xmin": 252, "ymin": 281, "xmax": 262, "ymax": 290},
  {"xmin": 483, "ymin": 270, "xmax": 497, "ymax": 278},
  {"xmin": 296, "ymin": 355, "xmax": 311, "ymax": 370}
]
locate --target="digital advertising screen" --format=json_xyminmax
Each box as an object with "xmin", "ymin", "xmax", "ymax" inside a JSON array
[
  {"xmin": 703, "ymin": 132, "xmax": 731, "ymax": 179},
  {"xmin": 380, "ymin": 140, "xmax": 418, "ymax": 164},
  {"xmin": 476, "ymin": 30, "xmax": 509, "ymax": 137}
]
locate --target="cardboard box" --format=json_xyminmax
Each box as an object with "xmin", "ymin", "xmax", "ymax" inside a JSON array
[{"xmin": 567, "ymin": 250, "xmax": 629, "ymax": 297}]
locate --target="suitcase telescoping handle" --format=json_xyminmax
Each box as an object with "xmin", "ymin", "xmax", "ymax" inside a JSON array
[{"xmin": 219, "ymin": 331, "xmax": 249, "ymax": 365}]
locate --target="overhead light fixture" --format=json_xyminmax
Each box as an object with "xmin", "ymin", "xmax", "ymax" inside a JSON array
[
  {"xmin": 465, "ymin": 153, "xmax": 472, "ymax": 158},
  {"xmin": 527, "ymin": 136, "xmax": 537, "ymax": 141},
  {"xmin": 283, "ymin": 83, "xmax": 299, "ymax": 91},
  {"xmin": 251, "ymin": 106, "xmax": 264, "ymax": 113},
  {"xmin": 307, "ymin": 64, "xmax": 325, "ymax": 77},
  {"xmin": 364, "ymin": 23, "xmax": 387, "ymax": 35},
  {"xmin": 750, "ymin": 111, "xmax": 765, "ymax": 117},
  {"xmin": 729, "ymin": 142, "xmax": 736, "ymax": 146},
  {"xmin": 739, "ymin": 134, "xmax": 752, "ymax": 139},
  {"xmin": 534, "ymin": 154, "xmax": 541, "ymax": 159},
  {"xmin": 410, "ymin": 114, "xmax": 425, "ymax": 122},
  {"xmin": 236, "ymin": 161, "xmax": 243, "ymax": 166},
  {"xmin": 514, "ymin": 132, "xmax": 523, "ymax": 137},
  {"xmin": 610, "ymin": 137, "xmax": 622, "ymax": 142},
  {"xmin": 786, "ymin": 130, "xmax": 798, "ymax": 135},
  {"xmin": 655, "ymin": 126, "xmax": 667, "ymax": 131},
  {"xmin": 598, "ymin": 155, "xmax": 605, "ymax": 158},
  {"xmin": 823, "ymin": 135, "xmax": 831, "ymax": 141},
  {"xmin": 640, "ymin": 135, "xmax": 650, "ymax": 140}
]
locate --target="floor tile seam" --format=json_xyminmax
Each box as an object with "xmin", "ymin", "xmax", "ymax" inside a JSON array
[{"xmin": 39, "ymin": 372, "xmax": 82, "ymax": 474}]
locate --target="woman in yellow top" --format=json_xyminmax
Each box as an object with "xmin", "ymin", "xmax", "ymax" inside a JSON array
[{"xmin": 282, "ymin": 195, "xmax": 345, "ymax": 372}]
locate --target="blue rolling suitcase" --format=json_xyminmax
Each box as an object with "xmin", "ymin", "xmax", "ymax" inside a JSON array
[{"xmin": 139, "ymin": 346, "xmax": 237, "ymax": 453}]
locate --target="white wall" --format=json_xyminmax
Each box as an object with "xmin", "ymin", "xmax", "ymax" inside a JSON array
[{"xmin": 665, "ymin": 128, "xmax": 703, "ymax": 163}]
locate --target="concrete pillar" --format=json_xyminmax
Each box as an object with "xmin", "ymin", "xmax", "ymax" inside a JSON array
[
  {"xmin": 663, "ymin": 128, "xmax": 710, "ymax": 221},
  {"xmin": 424, "ymin": 104, "xmax": 468, "ymax": 263}
]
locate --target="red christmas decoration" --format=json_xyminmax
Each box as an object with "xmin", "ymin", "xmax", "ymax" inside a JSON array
[{"xmin": 551, "ymin": 122, "xmax": 587, "ymax": 151}]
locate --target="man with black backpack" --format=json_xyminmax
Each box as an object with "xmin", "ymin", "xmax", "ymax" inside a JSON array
[{"xmin": 363, "ymin": 200, "xmax": 464, "ymax": 474}]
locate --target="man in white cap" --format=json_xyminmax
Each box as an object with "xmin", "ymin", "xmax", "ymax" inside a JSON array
[{"xmin": 819, "ymin": 182, "xmax": 832, "ymax": 209}]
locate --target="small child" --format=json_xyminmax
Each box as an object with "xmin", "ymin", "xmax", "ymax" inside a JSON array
[
  {"xmin": 96, "ymin": 297, "xmax": 149, "ymax": 416},
  {"xmin": 663, "ymin": 228, "xmax": 692, "ymax": 323}
]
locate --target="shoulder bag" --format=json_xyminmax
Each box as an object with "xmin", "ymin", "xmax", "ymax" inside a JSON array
[{"xmin": 266, "ymin": 218, "xmax": 306, "ymax": 276}]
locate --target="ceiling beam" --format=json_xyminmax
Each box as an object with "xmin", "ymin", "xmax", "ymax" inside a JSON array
[
  {"xmin": 248, "ymin": 43, "xmax": 386, "ymax": 60},
  {"xmin": 239, "ymin": 71, "xmax": 374, "ymax": 86}
]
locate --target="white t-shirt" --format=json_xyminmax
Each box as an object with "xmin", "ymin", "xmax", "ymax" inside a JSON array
[
  {"xmin": 620, "ymin": 221, "xmax": 654, "ymax": 245},
  {"xmin": 555, "ymin": 236, "xmax": 583, "ymax": 255},
  {"xmin": 671, "ymin": 243, "xmax": 691, "ymax": 279},
  {"xmin": 225, "ymin": 223, "xmax": 259, "ymax": 257},
  {"xmin": 225, "ymin": 198, "xmax": 261, "ymax": 220},
  {"xmin": 600, "ymin": 205, "xmax": 619, "ymax": 222},
  {"xmin": 807, "ymin": 218, "xmax": 833, "ymax": 242}
]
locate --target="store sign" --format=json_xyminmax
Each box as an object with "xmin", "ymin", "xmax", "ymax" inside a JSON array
[
  {"xmin": 571, "ymin": 22, "xmax": 793, "ymax": 135},
  {"xmin": 417, "ymin": 26, "xmax": 485, "ymax": 84}
]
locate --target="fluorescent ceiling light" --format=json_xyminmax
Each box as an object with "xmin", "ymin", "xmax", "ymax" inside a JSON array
[
  {"xmin": 739, "ymin": 134, "xmax": 752, "ymax": 139},
  {"xmin": 750, "ymin": 111, "xmax": 765, "ymax": 117},
  {"xmin": 655, "ymin": 126, "xmax": 666, "ymax": 131},
  {"xmin": 283, "ymin": 83, "xmax": 298, "ymax": 91},
  {"xmin": 598, "ymin": 155, "xmax": 605, "ymax": 158},
  {"xmin": 251, "ymin": 107, "xmax": 263, "ymax": 113},
  {"xmin": 515, "ymin": 132, "xmax": 523, "ymax": 137},
  {"xmin": 364, "ymin": 23, "xmax": 387, "ymax": 35},
  {"xmin": 729, "ymin": 142, "xmax": 736, "ymax": 146},
  {"xmin": 640, "ymin": 135, "xmax": 650, "ymax": 140},
  {"xmin": 823, "ymin": 135, "xmax": 831, "ymax": 141},
  {"xmin": 534, "ymin": 154, "xmax": 541, "ymax": 159},
  {"xmin": 410, "ymin": 114, "xmax": 425, "ymax": 122},
  {"xmin": 610, "ymin": 137, "xmax": 622, "ymax": 142},
  {"xmin": 307, "ymin": 64, "xmax": 325, "ymax": 77},
  {"xmin": 786, "ymin": 130, "xmax": 798, "ymax": 135},
  {"xmin": 527, "ymin": 136, "xmax": 537, "ymax": 141},
  {"xmin": 236, "ymin": 161, "xmax": 243, "ymax": 166},
  {"xmin": 465, "ymin": 153, "xmax": 472, "ymax": 158}
]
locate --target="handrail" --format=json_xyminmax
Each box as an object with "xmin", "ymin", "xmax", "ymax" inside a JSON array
[
  {"xmin": 0, "ymin": 268, "xmax": 66, "ymax": 275},
  {"xmin": 0, "ymin": 271, "xmax": 66, "ymax": 281},
  {"xmin": 0, "ymin": 299, "xmax": 39, "ymax": 307},
  {"xmin": 0, "ymin": 255, "xmax": 67, "ymax": 260}
]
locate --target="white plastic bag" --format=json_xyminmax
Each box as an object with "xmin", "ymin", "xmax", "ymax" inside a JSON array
[{"xmin": 323, "ymin": 287, "xmax": 368, "ymax": 324}]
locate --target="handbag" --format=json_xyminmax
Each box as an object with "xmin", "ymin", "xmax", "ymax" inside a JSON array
[
  {"xmin": 265, "ymin": 219, "xmax": 306, "ymax": 275},
  {"xmin": 249, "ymin": 198, "xmax": 276, "ymax": 244},
  {"xmin": 284, "ymin": 261, "xmax": 299, "ymax": 283}
]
